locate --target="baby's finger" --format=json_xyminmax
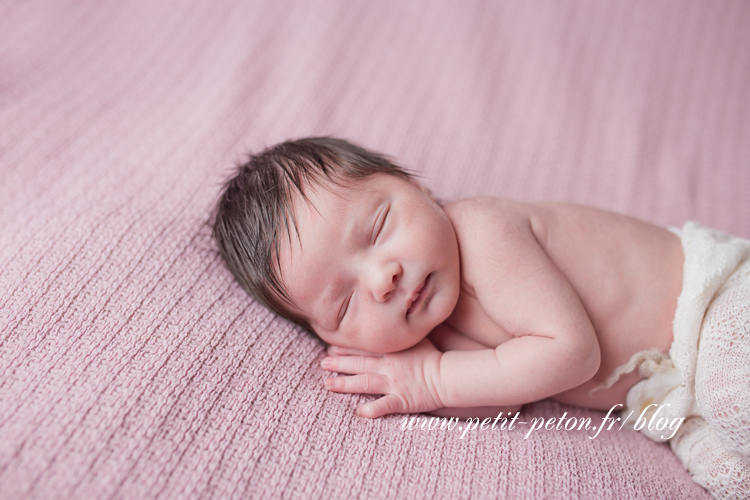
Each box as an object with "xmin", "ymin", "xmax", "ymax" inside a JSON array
[
  {"xmin": 321, "ymin": 355, "xmax": 380, "ymax": 374},
  {"xmin": 357, "ymin": 395, "xmax": 403, "ymax": 418},
  {"xmin": 325, "ymin": 373, "xmax": 386, "ymax": 395},
  {"xmin": 326, "ymin": 345, "xmax": 383, "ymax": 357}
]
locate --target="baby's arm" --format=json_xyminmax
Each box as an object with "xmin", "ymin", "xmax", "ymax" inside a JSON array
[
  {"xmin": 433, "ymin": 198, "xmax": 601, "ymax": 408},
  {"xmin": 427, "ymin": 323, "xmax": 523, "ymax": 419},
  {"xmin": 323, "ymin": 324, "xmax": 522, "ymax": 420}
]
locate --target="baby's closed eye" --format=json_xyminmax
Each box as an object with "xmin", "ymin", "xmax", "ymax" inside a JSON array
[
  {"xmin": 339, "ymin": 293, "xmax": 352, "ymax": 322},
  {"xmin": 373, "ymin": 205, "xmax": 389, "ymax": 244}
]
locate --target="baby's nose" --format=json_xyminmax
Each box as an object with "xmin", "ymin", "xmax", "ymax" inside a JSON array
[{"xmin": 373, "ymin": 262, "xmax": 401, "ymax": 302}]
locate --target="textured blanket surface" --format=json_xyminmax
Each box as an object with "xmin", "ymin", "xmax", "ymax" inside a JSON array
[{"xmin": 2, "ymin": 0, "xmax": 749, "ymax": 498}]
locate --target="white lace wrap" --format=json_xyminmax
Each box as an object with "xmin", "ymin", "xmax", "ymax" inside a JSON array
[{"xmin": 623, "ymin": 222, "xmax": 750, "ymax": 499}]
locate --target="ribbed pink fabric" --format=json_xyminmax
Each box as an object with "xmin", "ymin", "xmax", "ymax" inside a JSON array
[{"xmin": 2, "ymin": 0, "xmax": 748, "ymax": 498}]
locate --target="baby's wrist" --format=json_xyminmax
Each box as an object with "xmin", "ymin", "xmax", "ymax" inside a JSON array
[{"xmin": 427, "ymin": 351, "xmax": 454, "ymax": 409}]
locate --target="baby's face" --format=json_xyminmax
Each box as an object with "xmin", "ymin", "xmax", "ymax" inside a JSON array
[{"xmin": 277, "ymin": 173, "xmax": 461, "ymax": 353}]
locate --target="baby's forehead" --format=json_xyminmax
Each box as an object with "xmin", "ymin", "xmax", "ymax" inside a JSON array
[
  {"xmin": 278, "ymin": 176, "xmax": 364, "ymax": 262},
  {"xmin": 277, "ymin": 175, "xmax": 382, "ymax": 289},
  {"xmin": 294, "ymin": 175, "xmax": 375, "ymax": 222}
]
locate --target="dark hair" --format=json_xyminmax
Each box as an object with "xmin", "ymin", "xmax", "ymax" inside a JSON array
[{"xmin": 212, "ymin": 137, "xmax": 413, "ymax": 333}]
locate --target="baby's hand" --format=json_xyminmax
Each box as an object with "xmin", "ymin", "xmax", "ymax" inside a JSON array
[{"xmin": 321, "ymin": 339, "xmax": 445, "ymax": 418}]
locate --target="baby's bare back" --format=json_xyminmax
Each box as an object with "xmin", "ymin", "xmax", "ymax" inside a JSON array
[
  {"xmin": 442, "ymin": 198, "xmax": 684, "ymax": 410},
  {"xmin": 531, "ymin": 202, "xmax": 683, "ymax": 408}
]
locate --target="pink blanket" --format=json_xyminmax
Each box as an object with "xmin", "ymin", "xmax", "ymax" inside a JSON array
[{"xmin": 3, "ymin": 0, "xmax": 748, "ymax": 498}]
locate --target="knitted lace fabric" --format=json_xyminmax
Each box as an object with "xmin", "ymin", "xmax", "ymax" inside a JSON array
[{"xmin": 623, "ymin": 222, "xmax": 750, "ymax": 499}]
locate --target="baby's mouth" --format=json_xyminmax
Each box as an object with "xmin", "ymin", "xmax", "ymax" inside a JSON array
[{"xmin": 406, "ymin": 274, "xmax": 430, "ymax": 315}]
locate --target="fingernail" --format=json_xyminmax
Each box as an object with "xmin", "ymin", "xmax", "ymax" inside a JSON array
[
  {"xmin": 325, "ymin": 379, "xmax": 333, "ymax": 389},
  {"xmin": 320, "ymin": 357, "xmax": 330, "ymax": 368}
]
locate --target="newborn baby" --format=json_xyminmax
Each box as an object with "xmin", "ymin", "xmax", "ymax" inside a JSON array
[{"xmin": 213, "ymin": 137, "xmax": 749, "ymax": 499}]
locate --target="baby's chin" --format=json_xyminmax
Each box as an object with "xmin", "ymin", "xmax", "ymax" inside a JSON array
[{"xmin": 374, "ymin": 293, "xmax": 458, "ymax": 353}]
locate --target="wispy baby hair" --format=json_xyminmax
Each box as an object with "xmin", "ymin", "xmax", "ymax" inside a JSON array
[{"xmin": 212, "ymin": 136, "xmax": 413, "ymax": 332}]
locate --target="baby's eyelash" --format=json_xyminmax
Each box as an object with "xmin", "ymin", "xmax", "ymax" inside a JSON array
[
  {"xmin": 339, "ymin": 293, "xmax": 352, "ymax": 322},
  {"xmin": 374, "ymin": 206, "xmax": 390, "ymax": 242}
]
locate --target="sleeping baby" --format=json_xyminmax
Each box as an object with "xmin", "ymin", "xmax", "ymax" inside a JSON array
[{"xmin": 213, "ymin": 137, "xmax": 749, "ymax": 499}]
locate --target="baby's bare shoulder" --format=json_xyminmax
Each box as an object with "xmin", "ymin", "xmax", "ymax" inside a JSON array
[
  {"xmin": 442, "ymin": 197, "xmax": 544, "ymax": 282},
  {"xmin": 442, "ymin": 196, "xmax": 537, "ymax": 247},
  {"xmin": 442, "ymin": 196, "xmax": 530, "ymax": 229}
]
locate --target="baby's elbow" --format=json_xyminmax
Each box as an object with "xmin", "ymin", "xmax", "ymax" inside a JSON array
[
  {"xmin": 579, "ymin": 338, "xmax": 602, "ymax": 382},
  {"xmin": 583, "ymin": 343, "xmax": 602, "ymax": 380},
  {"xmin": 566, "ymin": 336, "xmax": 601, "ymax": 386}
]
